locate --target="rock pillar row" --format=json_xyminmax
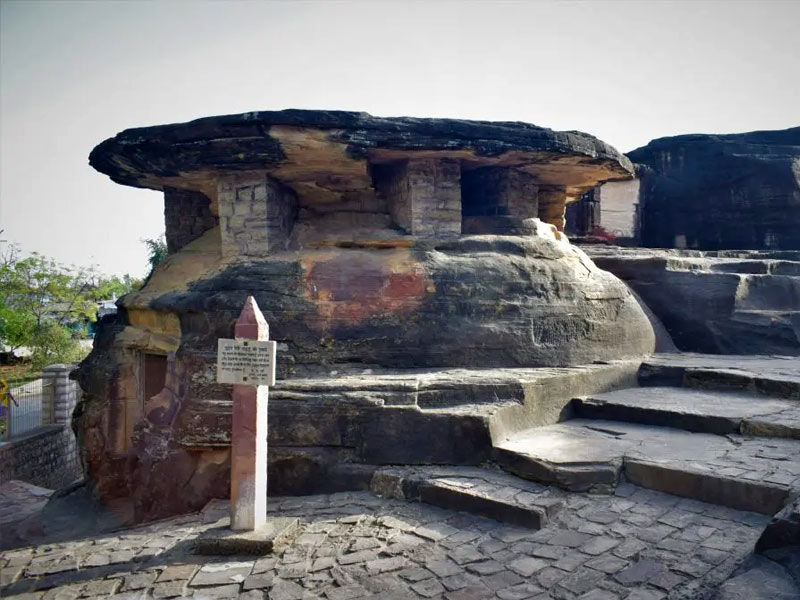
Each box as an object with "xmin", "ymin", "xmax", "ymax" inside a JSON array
[{"xmin": 230, "ymin": 297, "xmax": 270, "ymax": 531}]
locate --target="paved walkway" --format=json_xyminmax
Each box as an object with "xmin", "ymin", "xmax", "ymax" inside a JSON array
[
  {"xmin": 1, "ymin": 487, "xmax": 768, "ymax": 600},
  {"xmin": 0, "ymin": 481, "xmax": 53, "ymax": 529}
]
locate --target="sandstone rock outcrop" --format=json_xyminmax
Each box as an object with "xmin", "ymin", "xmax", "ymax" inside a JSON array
[
  {"xmin": 76, "ymin": 110, "xmax": 654, "ymax": 521},
  {"xmin": 629, "ymin": 127, "xmax": 800, "ymax": 250},
  {"xmin": 584, "ymin": 246, "xmax": 800, "ymax": 355}
]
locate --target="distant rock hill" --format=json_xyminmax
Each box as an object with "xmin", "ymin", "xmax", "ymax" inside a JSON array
[{"xmin": 628, "ymin": 126, "xmax": 800, "ymax": 251}]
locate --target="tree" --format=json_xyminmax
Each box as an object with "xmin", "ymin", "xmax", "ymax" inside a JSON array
[
  {"xmin": 0, "ymin": 302, "xmax": 36, "ymax": 352},
  {"xmin": 0, "ymin": 242, "xmax": 140, "ymax": 367},
  {"xmin": 87, "ymin": 273, "xmax": 142, "ymax": 302},
  {"xmin": 0, "ymin": 252, "xmax": 97, "ymax": 329},
  {"xmin": 29, "ymin": 322, "xmax": 88, "ymax": 369},
  {"xmin": 143, "ymin": 236, "xmax": 168, "ymax": 271}
]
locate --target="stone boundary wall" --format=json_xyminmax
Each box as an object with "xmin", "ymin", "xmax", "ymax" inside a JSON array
[{"xmin": 0, "ymin": 364, "xmax": 81, "ymax": 489}]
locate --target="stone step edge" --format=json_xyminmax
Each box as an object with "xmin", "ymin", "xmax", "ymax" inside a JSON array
[
  {"xmin": 492, "ymin": 446, "xmax": 621, "ymax": 494},
  {"xmin": 623, "ymin": 458, "xmax": 791, "ymax": 516},
  {"xmin": 369, "ymin": 468, "xmax": 559, "ymax": 529},
  {"xmin": 573, "ymin": 397, "xmax": 800, "ymax": 439},
  {"xmin": 638, "ymin": 363, "xmax": 800, "ymax": 400},
  {"xmin": 492, "ymin": 445, "xmax": 792, "ymax": 516}
]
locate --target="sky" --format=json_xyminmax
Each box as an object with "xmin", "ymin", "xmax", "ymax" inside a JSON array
[{"xmin": 1, "ymin": 0, "xmax": 798, "ymax": 277}]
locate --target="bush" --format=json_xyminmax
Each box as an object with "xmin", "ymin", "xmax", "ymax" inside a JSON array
[{"xmin": 29, "ymin": 323, "xmax": 89, "ymax": 370}]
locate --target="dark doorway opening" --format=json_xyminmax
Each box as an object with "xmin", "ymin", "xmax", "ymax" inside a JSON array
[{"xmin": 141, "ymin": 353, "xmax": 167, "ymax": 404}]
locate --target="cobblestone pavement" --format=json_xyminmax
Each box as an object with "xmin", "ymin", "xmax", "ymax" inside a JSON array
[{"xmin": 0, "ymin": 486, "xmax": 769, "ymax": 600}]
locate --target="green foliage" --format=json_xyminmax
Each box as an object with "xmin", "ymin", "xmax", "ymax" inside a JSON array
[
  {"xmin": 29, "ymin": 322, "xmax": 89, "ymax": 370},
  {"xmin": 0, "ymin": 303, "xmax": 36, "ymax": 351},
  {"xmin": 89, "ymin": 274, "xmax": 141, "ymax": 301},
  {"xmin": 0, "ymin": 251, "xmax": 97, "ymax": 328},
  {"xmin": 0, "ymin": 241, "xmax": 139, "ymax": 367},
  {"xmin": 143, "ymin": 236, "xmax": 169, "ymax": 271}
]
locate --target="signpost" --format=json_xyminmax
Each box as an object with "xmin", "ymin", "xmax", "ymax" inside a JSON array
[
  {"xmin": 217, "ymin": 296, "xmax": 276, "ymax": 531},
  {"xmin": 195, "ymin": 295, "xmax": 298, "ymax": 554}
]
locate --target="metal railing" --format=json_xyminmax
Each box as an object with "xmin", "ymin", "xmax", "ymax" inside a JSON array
[{"xmin": 0, "ymin": 376, "xmax": 53, "ymax": 441}]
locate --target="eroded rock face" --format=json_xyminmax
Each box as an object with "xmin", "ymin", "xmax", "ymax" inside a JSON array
[
  {"xmin": 629, "ymin": 127, "xmax": 800, "ymax": 250},
  {"xmin": 585, "ymin": 246, "xmax": 800, "ymax": 355},
  {"xmin": 76, "ymin": 110, "xmax": 653, "ymax": 521}
]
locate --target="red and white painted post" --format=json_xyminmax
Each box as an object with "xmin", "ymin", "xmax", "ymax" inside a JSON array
[{"xmin": 217, "ymin": 296, "xmax": 276, "ymax": 531}]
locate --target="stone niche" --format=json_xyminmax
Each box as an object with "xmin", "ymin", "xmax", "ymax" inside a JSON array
[
  {"xmin": 77, "ymin": 110, "xmax": 652, "ymax": 521},
  {"xmin": 461, "ymin": 167, "xmax": 539, "ymax": 234}
]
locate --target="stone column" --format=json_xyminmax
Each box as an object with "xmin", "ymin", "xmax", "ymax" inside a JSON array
[
  {"xmin": 230, "ymin": 297, "xmax": 269, "ymax": 531},
  {"xmin": 378, "ymin": 159, "xmax": 462, "ymax": 238},
  {"xmin": 217, "ymin": 172, "xmax": 298, "ymax": 258},
  {"xmin": 538, "ymin": 185, "xmax": 568, "ymax": 231},
  {"xmin": 42, "ymin": 364, "xmax": 77, "ymax": 426}
]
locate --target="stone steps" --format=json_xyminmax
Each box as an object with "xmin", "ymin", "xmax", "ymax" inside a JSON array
[
  {"xmin": 639, "ymin": 353, "xmax": 800, "ymax": 399},
  {"xmin": 493, "ymin": 419, "xmax": 800, "ymax": 514},
  {"xmin": 370, "ymin": 466, "xmax": 565, "ymax": 529},
  {"xmin": 573, "ymin": 386, "xmax": 800, "ymax": 439}
]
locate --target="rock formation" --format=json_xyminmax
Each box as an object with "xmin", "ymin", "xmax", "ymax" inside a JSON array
[
  {"xmin": 76, "ymin": 109, "xmax": 655, "ymax": 520},
  {"xmin": 629, "ymin": 126, "xmax": 800, "ymax": 250},
  {"xmin": 584, "ymin": 246, "xmax": 800, "ymax": 355}
]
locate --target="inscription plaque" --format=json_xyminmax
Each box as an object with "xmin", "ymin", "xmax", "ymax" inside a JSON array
[{"xmin": 217, "ymin": 338, "xmax": 277, "ymax": 386}]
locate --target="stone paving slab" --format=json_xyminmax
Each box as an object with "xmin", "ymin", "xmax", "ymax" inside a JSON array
[
  {"xmin": 0, "ymin": 487, "xmax": 772, "ymax": 599},
  {"xmin": 574, "ymin": 387, "xmax": 800, "ymax": 438},
  {"xmin": 371, "ymin": 467, "xmax": 565, "ymax": 529},
  {"xmin": 494, "ymin": 419, "xmax": 800, "ymax": 513}
]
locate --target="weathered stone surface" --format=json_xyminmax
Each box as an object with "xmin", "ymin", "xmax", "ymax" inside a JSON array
[
  {"xmin": 639, "ymin": 353, "xmax": 800, "ymax": 398},
  {"xmin": 77, "ymin": 110, "xmax": 653, "ymax": 523},
  {"xmin": 89, "ymin": 109, "xmax": 633, "ymax": 202},
  {"xmin": 574, "ymin": 386, "xmax": 800, "ymax": 438},
  {"xmin": 756, "ymin": 498, "xmax": 800, "ymax": 554},
  {"xmin": 714, "ymin": 554, "xmax": 800, "ymax": 600},
  {"xmin": 494, "ymin": 419, "xmax": 799, "ymax": 513},
  {"xmin": 74, "ymin": 358, "xmax": 641, "ymax": 521},
  {"xmin": 628, "ymin": 126, "xmax": 800, "ymax": 250},
  {"xmin": 76, "ymin": 241, "xmax": 652, "ymax": 519},
  {"xmin": 164, "ymin": 187, "xmax": 218, "ymax": 254},
  {"xmin": 371, "ymin": 466, "xmax": 565, "ymax": 529},
  {"xmin": 585, "ymin": 246, "xmax": 800, "ymax": 355}
]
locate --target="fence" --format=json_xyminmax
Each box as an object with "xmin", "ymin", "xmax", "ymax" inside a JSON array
[
  {"xmin": 0, "ymin": 377, "xmax": 52, "ymax": 441},
  {"xmin": 0, "ymin": 364, "xmax": 82, "ymax": 489}
]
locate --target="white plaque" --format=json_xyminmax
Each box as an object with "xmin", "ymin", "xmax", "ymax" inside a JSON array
[{"xmin": 216, "ymin": 338, "xmax": 277, "ymax": 386}]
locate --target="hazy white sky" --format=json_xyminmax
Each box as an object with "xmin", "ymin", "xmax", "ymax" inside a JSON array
[{"xmin": 1, "ymin": 0, "xmax": 798, "ymax": 276}]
